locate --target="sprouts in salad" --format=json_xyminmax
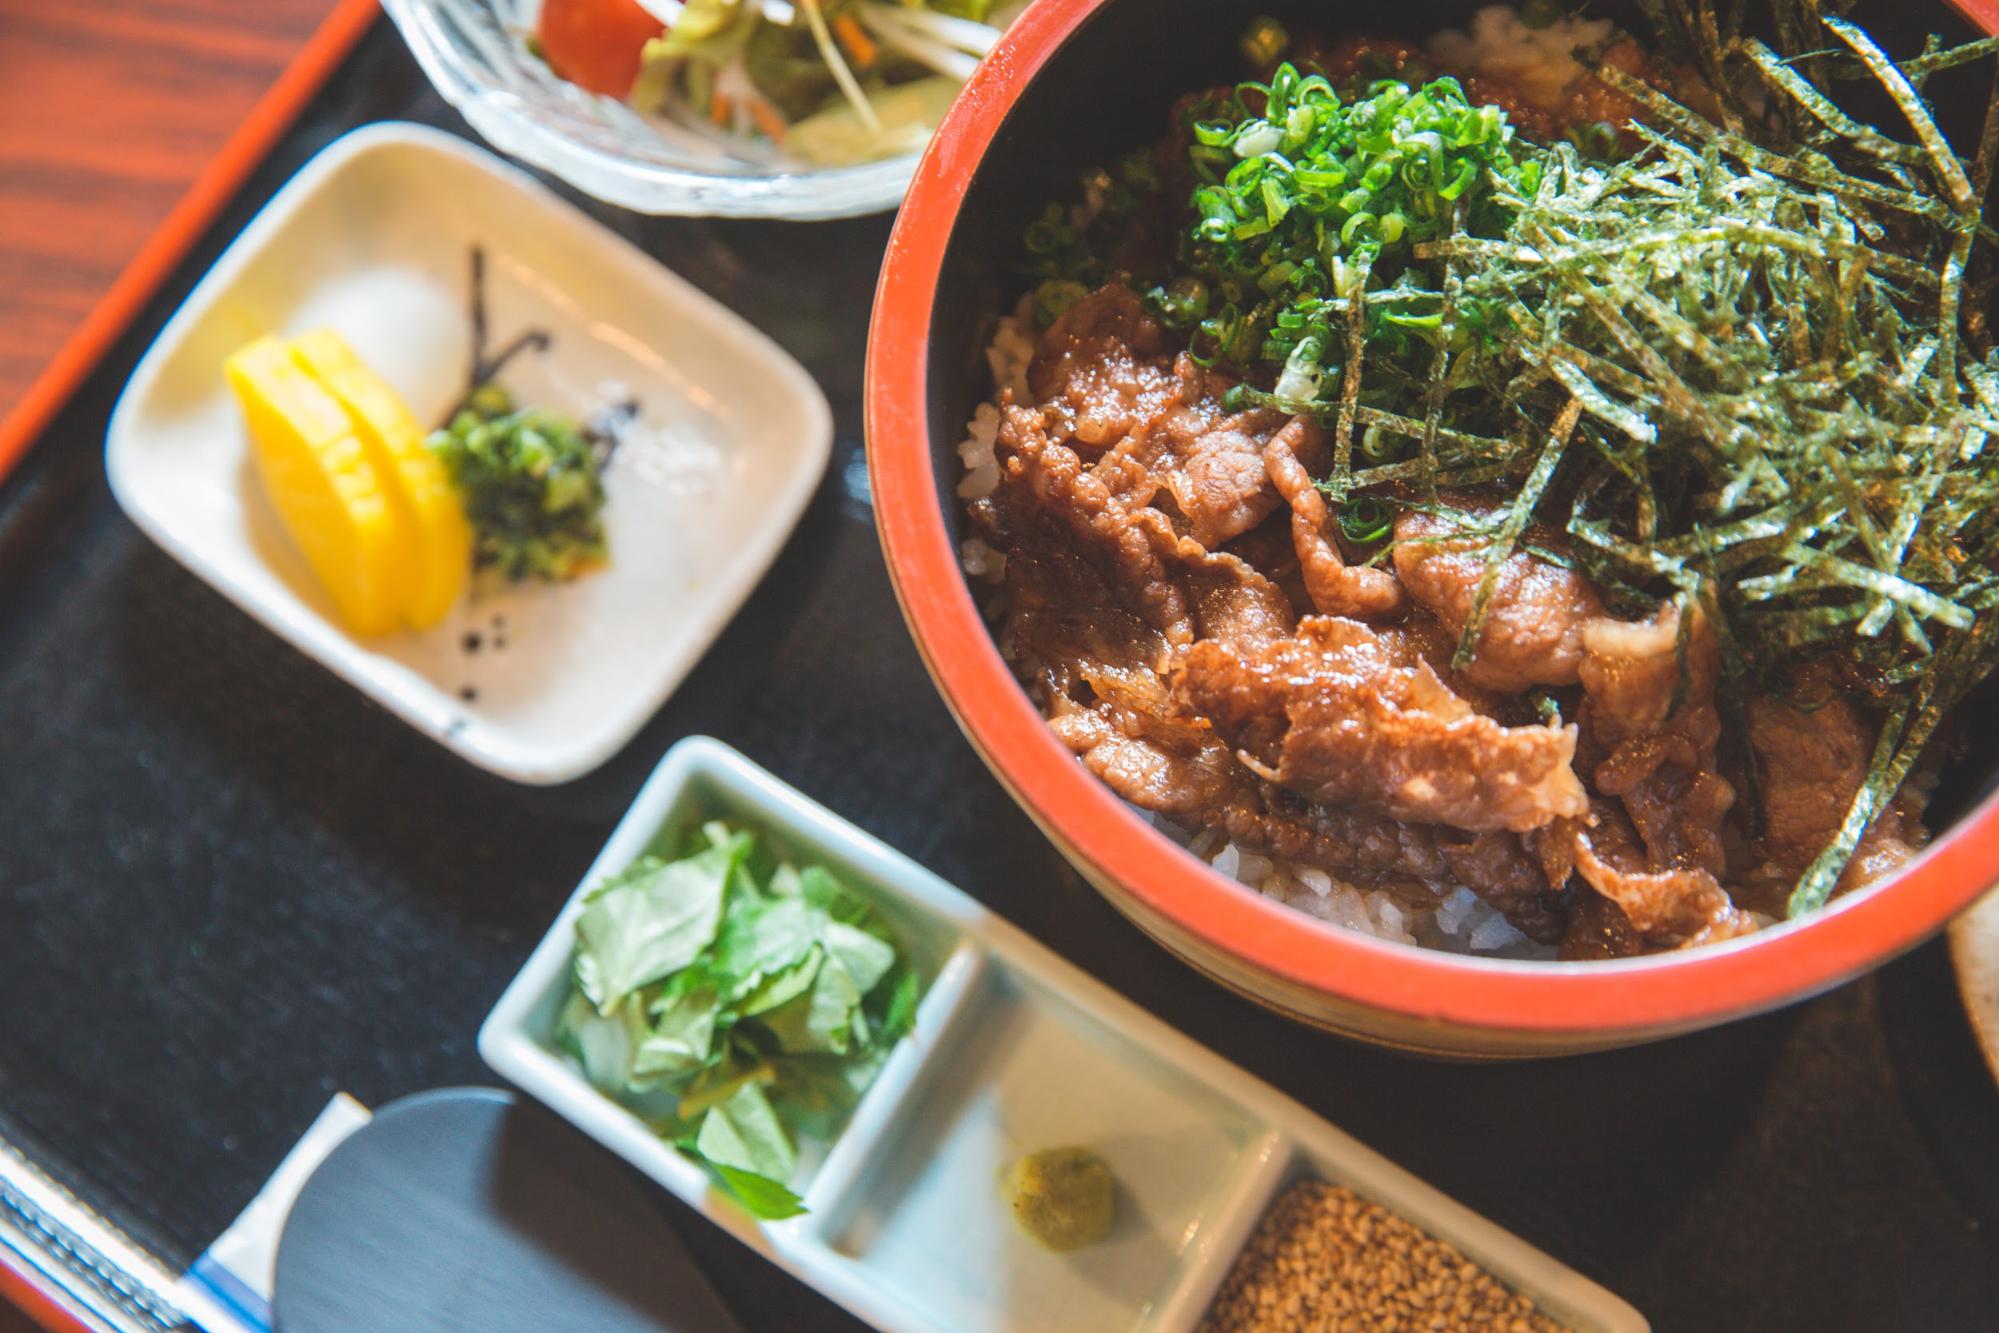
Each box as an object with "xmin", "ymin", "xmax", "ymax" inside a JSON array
[{"xmin": 536, "ymin": 0, "xmax": 1019, "ymax": 167}]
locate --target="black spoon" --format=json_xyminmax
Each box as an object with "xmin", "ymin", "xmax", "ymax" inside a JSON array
[{"xmin": 273, "ymin": 1087, "xmax": 741, "ymax": 1333}]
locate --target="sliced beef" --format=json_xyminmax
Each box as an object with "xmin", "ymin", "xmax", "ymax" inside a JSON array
[
  {"xmin": 1558, "ymin": 888, "xmax": 1652, "ymax": 961},
  {"xmin": 1746, "ymin": 683, "xmax": 1925, "ymax": 898},
  {"xmin": 1266, "ymin": 421, "xmax": 1407, "ymax": 619},
  {"xmin": 1139, "ymin": 357, "xmax": 1296, "ymax": 548},
  {"xmin": 1566, "ymin": 809, "xmax": 1756, "ymax": 952},
  {"xmin": 1175, "ymin": 616, "xmax": 1588, "ymax": 833},
  {"xmin": 1039, "ymin": 286, "xmax": 1308, "ymax": 551},
  {"xmin": 1578, "ymin": 606, "xmax": 1716, "ymax": 746},
  {"xmin": 984, "ymin": 388, "xmax": 1299, "ymax": 652},
  {"xmin": 1572, "ymin": 844, "xmax": 1739, "ymax": 943},
  {"xmin": 1000, "ymin": 541, "xmax": 1167, "ymax": 705},
  {"xmin": 1180, "ymin": 543, "xmax": 1296, "ymax": 649},
  {"xmin": 1436, "ymin": 831, "xmax": 1570, "ymax": 943},
  {"xmin": 1747, "ymin": 684, "xmax": 1874, "ymax": 883},
  {"xmin": 1234, "ymin": 791, "xmax": 1454, "ymax": 888},
  {"xmin": 1050, "ymin": 698, "xmax": 1243, "ymax": 817},
  {"xmin": 1032, "ymin": 285, "xmax": 1286, "ymax": 552},
  {"xmin": 1578, "ymin": 604, "xmax": 1735, "ymax": 879},
  {"xmin": 1392, "ymin": 507, "xmax": 1603, "ymax": 692},
  {"xmin": 988, "ymin": 405, "xmax": 1195, "ymax": 644},
  {"xmin": 979, "ymin": 249, "xmax": 1935, "ymax": 957},
  {"xmin": 1100, "ymin": 355, "xmax": 1307, "ymax": 550},
  {"xmin": 1594, "ymin": 733, "xmax": 1737, "ymax": 877},
  {"xmin": 1029, "ymin": 284, "xmax": 1177, "ymax": 451},
  {"xmin": 1842, "ymin": 803, "xmax": 1924, "ymax": 893},
  {"xmin": 1050, "ymin": 698, "xmax": 1454, "ymax": 886}
]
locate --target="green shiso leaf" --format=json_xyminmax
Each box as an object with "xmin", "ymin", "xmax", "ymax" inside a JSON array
[
  {"xmin": 561, "ymin": 824, "xmax": 922, "ymax": 1211},
  {"xmin": 737, "ymin": 947, "xmax": 823, "ymax": 1017},
  {"xmin": 797, "ymin": 864, "xmax": 873, "ymax": 923},
  {"xmin": 694, "ymin": 1082, "xmax": 797, "ymax": 1185},
  {"xmin": 714, "ymin": 894, "xmax": 827, "ymax": 995},
  {"xmin": 676, "ymin": 1136, "xmax": 809, "ymax": 1222},
  {"xmin": 873, "ymin": 965, "xmax": 921, "ymax": 1045},
  {"xmin": 762, "ymin": 921, "xmax": 895, "ymax": 1055},
  {"xmin": 554, "ymin": 991, "xmax": 648, "ymax": 1092},
  {"xmin": 705, "ymin": 1162, "xmax": 808, "ymax": 1222},
  {"xmin": 633, "ymin": 981, "xmax": 724, "ymax": 1083},
  {"xmin": 574, "ymin": 832, "xmax": 745, "ymax": 1013}
]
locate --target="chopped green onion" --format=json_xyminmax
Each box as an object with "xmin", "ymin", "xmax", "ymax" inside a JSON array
[
  {"xmin": 1338, "ymin": 495, "xmax": 1398, "ymax": 543},
  {"xmin": 1033, "ymin": 279, "xmax": 1089, "ymax": 326},
  {"xmin": 1146, "ymin": 276, "xmax": 1210, "ymax": 328}
]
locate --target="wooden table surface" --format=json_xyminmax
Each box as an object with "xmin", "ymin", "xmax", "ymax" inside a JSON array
[{"xmin": 0, "ymin": 0, "xmax": 339, "ymax": 411}]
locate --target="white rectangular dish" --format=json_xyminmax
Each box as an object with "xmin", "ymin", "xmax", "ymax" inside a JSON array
[
  {"xmin": 481, "ymin": 737, "xmax": 1649, "ymax": 1332},
  {"xmin": 106, "ymin": 123, "xmax": 832, "ymax": 784}
]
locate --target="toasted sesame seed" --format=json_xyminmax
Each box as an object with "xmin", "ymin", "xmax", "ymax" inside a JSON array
[{"xmin": 1199, "ymin": 1182, "xmax": 1570, "ymax": 1333}]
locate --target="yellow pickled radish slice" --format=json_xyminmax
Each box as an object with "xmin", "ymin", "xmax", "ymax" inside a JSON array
[
  {"xmin": 225, "ymin": 337, "xmax": 405, "ymax": 637},
  {"xmin": 289, "ymin": 329, "xmax": 471, "ymax": 629}
]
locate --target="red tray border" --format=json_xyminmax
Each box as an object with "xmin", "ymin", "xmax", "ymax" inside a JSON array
[
  {"xmin": 0, "ymin": 1252, "xmax": 96, "ymax": 1333},
  {"xmin": 0, "ymin": 0, "xmax": 381, "ymax": 493}
]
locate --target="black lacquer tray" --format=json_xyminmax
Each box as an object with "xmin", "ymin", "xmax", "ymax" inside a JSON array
[{"xmin": 1, "ymin": 16, "xmax": 1997, "ymax": 1332}]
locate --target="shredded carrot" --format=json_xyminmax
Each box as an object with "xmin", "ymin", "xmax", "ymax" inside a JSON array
[
  {"xmin": 709, "ymin": 89, "xmax": 731, "ymax": 127},
  {"xmin": 747, "ymin": 97, "xmax": 789, "ymax": 142},
  {"xmin": 799, "ymin": 0, "xmax": 879, "ymax": 133},
  {"xmin": 832, "ymin": 13, "xmax": 878, "ymax": 70}
]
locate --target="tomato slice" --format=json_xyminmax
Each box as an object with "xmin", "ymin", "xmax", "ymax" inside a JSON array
[{"xmin": 537, "ymin": 0, "xmax": 664, "ymax": 99}]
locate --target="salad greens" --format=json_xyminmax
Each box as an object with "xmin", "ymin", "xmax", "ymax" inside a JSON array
[
  {"xmin": 626, "ymin": 0, "xmax": 1010, "ymax": 166},
  {"xmin": 558, "ymin": 823, "xmax": 920, "ymax": 1219}
]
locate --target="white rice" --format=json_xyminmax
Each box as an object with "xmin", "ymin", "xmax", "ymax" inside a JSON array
[
  {"xmin": 956, "ymin": 309, "xmax": 1031, "ymax": 591},
  {"xmin": 1209, "ymin": 830, "xmax": 1553, "ymax": 958},
  {"xmin": 1119, "ymin": 791, "xmax": 1556, "ymax": 957},
  {"xmin": 956, "ymin": 401, "xmax": 1004, "ymax": 502},
  {"xmin": 986, "ymin": 309, "xmax": 1035, "ymax": 406},
  {"xmin": 1426, "ymin": 5, "xmax": 1615, "ymax": 111}
]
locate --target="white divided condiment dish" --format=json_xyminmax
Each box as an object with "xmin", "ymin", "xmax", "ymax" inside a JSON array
[
  {"xmin": 481, "ymin": 737, "xmax": 1650, "ymax": 1332},
  {"xmin": 106, "ymin": 123, "xmax": 832, "ymax": 784}
]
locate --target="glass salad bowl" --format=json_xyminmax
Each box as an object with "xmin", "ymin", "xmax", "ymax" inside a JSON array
[{"xmin": 381, "ymin": 0, "xmax": 984, "ymax": 218}]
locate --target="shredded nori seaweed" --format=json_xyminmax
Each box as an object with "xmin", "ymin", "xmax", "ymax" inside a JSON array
[
  {"xmin": 1242, "ymin": 13, "xmax": 1999, "ymax": 917},
  {"xmin": 1390, "ymin": 17, "xmax": 1999, "ymax": 916}
]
